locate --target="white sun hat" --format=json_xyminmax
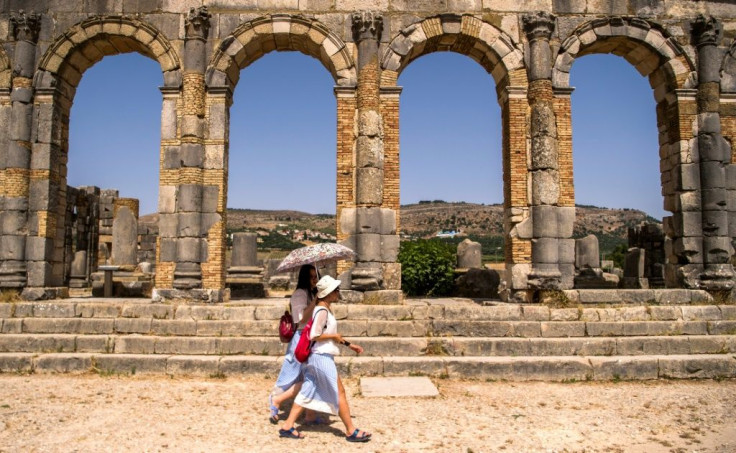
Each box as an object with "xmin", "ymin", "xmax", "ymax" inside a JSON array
[{"xmin": 316, "ymin": 275, "xmax": 341, "ymax": 299}]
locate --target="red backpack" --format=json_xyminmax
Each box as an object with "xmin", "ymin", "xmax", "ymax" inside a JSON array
[
  {"xmin": 278, "ymin": 310, "xmax": 296, "ymax": 343},
  {"xmin": 294, "ymin": 308, "xmax": 327, "ymax": 363}
]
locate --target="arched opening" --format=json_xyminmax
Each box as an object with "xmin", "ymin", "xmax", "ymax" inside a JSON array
[
  {"xmin": 33, "ymin": 17, "xmax": 180, "ymax": 292},
  {"xmin": 399, "ymin": 52, "xmax": 505, "ymax": 267},
  {"xmin": 67, "ymin": 52, "xmax": 162, "ymax": 293},
  {"xmin": 227, "ymin": 50, "xmax": 337, "ymax": 294},
  {"xmin": 569, "ymin": 54, "xmax": 663, "ymax": 286}
]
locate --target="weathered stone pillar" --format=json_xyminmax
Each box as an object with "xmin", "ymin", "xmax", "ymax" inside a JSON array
[
  {"xmin": 174, "ymin": 6, "xmax": 209, "ymax": 291},
  {"xmin": 0, "ymin": 11, "xmax": 39, "ymax": 291},
  {"xmin": 691, "ymin": 16, "xmax": 735, "ymax": 291},
  {"xmin": 523, "ymin": 12, "xmax": 564, "ymax": 292},
  {"xmin": 345, "ymin": 11, "xmax": 401, "ymax": 304}
]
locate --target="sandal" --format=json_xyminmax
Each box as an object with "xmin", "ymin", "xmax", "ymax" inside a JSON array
[
  {"xmin": 279, "ymin": 427, "xmax": 304, "ymax": 439},
  {"xmin": 345, "ymin": 428, "xmax": 371, "ymax": 443},
  {"xmin": 268, "ymin": 394, "xmax": 279, "ymax": 425}
]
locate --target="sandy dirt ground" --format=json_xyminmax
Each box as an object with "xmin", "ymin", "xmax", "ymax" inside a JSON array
[{"xmin": 0, "ymin": 374, "xmax": 734, "ymax": 453}]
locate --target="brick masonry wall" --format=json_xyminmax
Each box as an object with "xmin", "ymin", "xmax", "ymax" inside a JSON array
[
  {"xmin": 336, "ymin": 93, "xmax": 356, "ymax": 276},
  {"xmin": 555, "ymin": 96, "xmax": 574, "ymax": 207},
  {"xmin": 381, "ymin": 95, "xmax": 400, "ymax": 230},
  {"xmin": 503, "ymin": 96, "xmax": 531, "ymax": 264}
]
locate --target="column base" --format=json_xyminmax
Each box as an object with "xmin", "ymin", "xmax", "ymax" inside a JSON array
[
  {"xmin": 152, "ymin": 288, "xmax": 230, "ymax": 303},
  {"xmin": 700, "ymin": 264, "xmax": 735, "ymax": 291},
  {"xmin": 20, "ymin": 287, "xmax": 69, "ymax": 301},
  {"xmin": 527, "ymin": 267, "xmax": 563, "ymax": 290}
]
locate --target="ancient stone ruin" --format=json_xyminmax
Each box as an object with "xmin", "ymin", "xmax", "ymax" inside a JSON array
[{"xmin": 1, "ymin": 2, "xmax": 735, "ymax": 302}]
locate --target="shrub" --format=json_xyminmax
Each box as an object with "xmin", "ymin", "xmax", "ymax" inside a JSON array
[{"xmin": 398, "ymin": 239, "xmax": 456, "ymax": 296}]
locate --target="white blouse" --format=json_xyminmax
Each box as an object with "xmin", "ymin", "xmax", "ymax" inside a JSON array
[
  {"xmin": 289, "ymin": 288, "xmax": 312, "ymax": 327},
  {"xmin": 309, "ymin": 307, "xmax": 340, "ymax": 356}
]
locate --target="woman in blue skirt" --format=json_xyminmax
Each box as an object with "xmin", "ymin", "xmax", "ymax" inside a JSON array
[
  {"xmin": 278, "ymin": 275, "xmax": 372, "ymax": 443},
  {"xmin": 269, "ymin": 264, "xmax": 318, "ymax": 423}
]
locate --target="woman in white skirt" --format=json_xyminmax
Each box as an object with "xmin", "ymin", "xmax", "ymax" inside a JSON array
[
  {"xmin": 269, "ymin": 264, "xmax": 318, "ymax": 423},
  {"xmin": 278, "ymin": 275, "xmax": 372, "ymax": 442}
]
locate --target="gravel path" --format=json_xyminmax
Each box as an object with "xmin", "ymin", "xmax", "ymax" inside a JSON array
[{"xmin": 0, "ymin": 374, "xmax": 734, "ymax": 452}]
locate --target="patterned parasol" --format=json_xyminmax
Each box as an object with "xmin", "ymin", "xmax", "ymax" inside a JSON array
[{"xmin": 275, "ymin": 242, "xmax": 357, "ymax": 273}]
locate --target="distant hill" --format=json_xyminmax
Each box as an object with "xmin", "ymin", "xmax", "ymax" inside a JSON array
[{"xmin": 141, "ymin": 201, "xmax": 660, "ymax": 253}]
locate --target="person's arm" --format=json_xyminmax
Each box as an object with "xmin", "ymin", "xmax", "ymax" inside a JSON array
[
  {"xmin": 310, "ymin": 309, "xmax": 363, "ymax": 354},
  {"xmin": 290, "ymin": 289, "xmax": 309, "ymax": 324}
]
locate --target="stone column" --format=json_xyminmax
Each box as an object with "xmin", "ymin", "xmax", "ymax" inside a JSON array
[
  {"xmin": 523, "ymin": 12, "xmax": 564, "ymax": 291},
  {"xmin": 173, "ymin": 6, "xmax": 210, "ymax": 291},
  {"xmin": 346, "ymin": 11, "xmax": 400, "ymax": 304},
  {"xmin": 691, "ymin": 16, "xmax": 735, "ymax": 291},
  {"xmin": 0, "ymin": 11, "xmax": 40, "ymax": 291}
]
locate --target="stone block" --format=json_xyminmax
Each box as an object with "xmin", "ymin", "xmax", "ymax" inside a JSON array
[
  {"xmin": 162, "ymin": 146, "xmax": 180, "ymax": 169},
  {"xmin": 202, "ymin": 186, "xmax": 219, "ymax": 213},
  {"xmin": 24, "ymin": 236, "xmax": 53, "ymax": 261},
  {"xmin": 558, "ymin": 239, "xmax": 575, "ymax": 265},
  {"xmin": 531, "ymin": 205, "xmax": 558, "ymax": 238},
  {"xmin": 34, "ymin": 354, "xmax": 93, "ymax": 373},
  {"xmin": 94, "ymin": 355, "xmax": 168, "ymax": 375},
  {"xmin": 700, "ymin": 161, "xmax": 726, "ymax": 190},
  {"xmin": 0, "ymin": 235, "xmax": 24, "ymax": 260},
  {"xmin": 151, "ymin": 319, "xmax": 198, "ymax": 336},
  {"xmin": 557, "ymin": 207, "xmax": 575, "ymax": 238},
  {"xmin": 532, "ymin": 238, "xmax": 558, "ymax": 264},
  {"xmin": 659, "ymin": 355, "xmax": 736, "ymax": 379},
  {"xmin": 356, "ymin": 136, "xmax": 383, "ymax": 168},
  {"xmin": 177, "ymin": 213, "xmax": 202, "ymax": 237},
  {"xmin": 180, "ymin": 143, "xmax": 204, "ymax": 168},
  {"xmin": 381, "ymin": 235, "xmax": 400, "ymax": 262},
  {"xmin": 590, "ymin": 357, "xmax": 659, "ymax": 380},
  {"xmin": 180, "ymin": 115, "xmax": 203, "ymax": 138},
  {"xmin": 177, "ymin": 238, "xmax": 202, "ymax": 262},
  {"xmin": 166, "ymin": 356, "xmax": 220, "ymax": 376},
  {"xmin": 675, "ymin": 163, "xmax": 700, "ymax": 191},
  {"xmin": 356, "ymin": 233, "xmax": 381, "ymax": 262},
  {"xmin": 531, "ymin": 170, "xmax": 559, "ymax": 205},
  {"xmin": 575, "ymin": 234, "xmax": 599, "ymax": 269},
  {"xmin": 530, "ymin": 135, "xmax": 558, "ymax": 170},
  {"xmin": 356, "ymin": 168, "xmax": 383, "ymax": 205},
  {"xmin": 540, "ymin": 322, "xmax": 585, "ymax": 338},
  {"xmin": 457, "ymin": 239, "xmax": 482, "ymax": 268},
  {"xmin": 6, "ymin": 141, "xmax": 31, "ymax": 168},
  {"xmin": 115, "ymin": 336, "xmax": 156, "ymax": 354},
  {"xmin": 76, "ymin": 336, "xmax": 112, "ymax": 353},
  {"xmin": 358, "ymin": 110, "xmax": 383, "ymax": 137},
  {"xmin": 178, "ymin": 184, "xmax": 203, "ymax": 212},
  {"xmin": 356, "ymin": 207, "xmax": 382, "ymax": 234},
  {"xmin": 0, "ymin": 353, "xmax": 33, "ymax": 373}
]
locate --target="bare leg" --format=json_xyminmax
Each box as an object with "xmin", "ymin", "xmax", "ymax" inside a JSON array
[
  {"xmin": 272, "ymin": 382, "xmax": 302, "ymax": 408},
  {"xmin": 336, "ymin": 375, "xmax": 369, "ymax": 437},
  {"xmin": 281, "ymin": 403, "xmax": 306, "ymax": 437}
]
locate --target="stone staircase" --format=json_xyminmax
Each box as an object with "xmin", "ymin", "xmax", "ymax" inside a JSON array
[{"xmin": 0, "ymin": 292, "xmax": 735, "ymax": 381}]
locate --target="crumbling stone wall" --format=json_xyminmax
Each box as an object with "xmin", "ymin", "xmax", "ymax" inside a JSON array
[{"xmin": 0, "ymin": 1, "xmax": 734, "ymax": 301}]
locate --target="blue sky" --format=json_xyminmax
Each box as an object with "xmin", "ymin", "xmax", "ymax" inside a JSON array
[{"xmin": 68, "ymin": 50, "xmax": 662, "ymax": 219}]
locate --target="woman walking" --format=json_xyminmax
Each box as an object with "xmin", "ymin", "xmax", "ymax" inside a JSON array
[
  {"xmin": 278, "ymin": 275, "xmax": 371, "ymax": 442},
  {"xmin": 269, "ymin": 264, "xmax": 318, "ymax": 423}
]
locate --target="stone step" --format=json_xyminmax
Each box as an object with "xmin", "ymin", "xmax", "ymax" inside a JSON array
[
  {"xmin": 4, "ymin": 316, "xmax": 735, "ymax": 338},
  {"xmin": 2, "ymin": 300, "xmax": 735, "ymax": 323},
  {"xmin": 0, "ymin": 334, "xmax": 733, "ymax": 357},
  {"xmin": 1, "ymin": 352, "xmax": 733, "ymax": 381}
]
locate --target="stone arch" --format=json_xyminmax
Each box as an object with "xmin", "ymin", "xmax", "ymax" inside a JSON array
[
  {"xmin": 552, "ymin": 17, "xmax": 696, "ymax": 101},
  {"xmin": 380, "ymin": 14, "xmax": 526, "ymax": 89},
  {"xmin": 207, "ymin": 14, "xmax": 356, "ymax": 89},
  {"xmin": 35, "ymin": 15, "xmax": 182, "ymax": 93}
]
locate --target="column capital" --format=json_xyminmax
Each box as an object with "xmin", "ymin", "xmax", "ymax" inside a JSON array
[
  {"xmin": 186, "ymin": 6, "xmax": 212, "ymax": 41},
  {"xmin": 10, "ymin": 10, "xmax": 41, "ymax": 43},
  {"xmin": 352, "ymin": 11, "xmax": 383, "ymax": 43},
  {"xmin": 691, "ymin": 15, "xmax": 721, "ymax": 48},
  {"xmin": 522, "ymin": 11, "xmax": 556, "ymax": 43}
]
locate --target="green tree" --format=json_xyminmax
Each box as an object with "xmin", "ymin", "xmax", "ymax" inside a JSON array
[{"xmin": 398, "ymin": 239, "xmax": 456, "ymax": 296}]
